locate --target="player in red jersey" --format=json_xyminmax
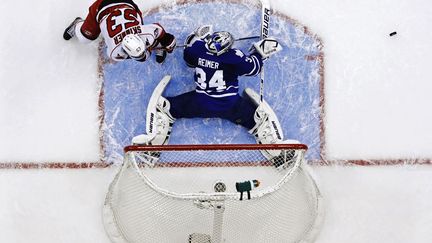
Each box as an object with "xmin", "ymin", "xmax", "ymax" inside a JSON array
[{"xmin": 63, "ymin": 0, "xmax": 176, "ymax": 63}]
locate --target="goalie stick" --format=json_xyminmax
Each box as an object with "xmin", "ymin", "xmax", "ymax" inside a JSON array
[
  {"xmin": 259, "ymin": 0, "xmax": 271, "ymax": 103},
  {"xmin": 155, "ymin": 35, "xmax": 260, "ymax": 50},
  {"xmin": 234, "ymin": 35, "xmax": 260, "ymax": 41}
]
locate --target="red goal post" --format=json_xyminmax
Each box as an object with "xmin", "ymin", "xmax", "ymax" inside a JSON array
[
  {"xmin": 124, "ymin": 143, "xmax": 308, "ymax": 168},
  {"xmin": 124, "ymin": 143, "xmax": 308, "ymax": 152}
]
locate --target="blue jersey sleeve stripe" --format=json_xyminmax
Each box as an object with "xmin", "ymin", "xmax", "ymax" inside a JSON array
[
  {"xmin": 195, "ymin": 85, "xmax": 239, "ymax": 93},
  {"xmin": 246, "ymin": 55, "xmax": 261, "ymax": 76},
  {"xmin": 195, "ymin": 89, "xmax": 238, "ymax": 98},
  {"xmin": 246, "ymin": 55, "xmax": 258, "ymax": 76}
]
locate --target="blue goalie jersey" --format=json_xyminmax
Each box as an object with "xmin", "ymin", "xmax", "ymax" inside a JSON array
[
  {"xmin": 183, "ymin": 40, "xmax": 263, "ymax": 100},
  {"xmin": 165, "ymin": 39, "xmax": 264, "ymax": 129}
]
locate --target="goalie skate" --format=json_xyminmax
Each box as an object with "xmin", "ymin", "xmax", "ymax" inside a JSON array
[
  {"xmin": 131, "ymin": 134, "xmax": 160, "ymax": 167},
  {"xmin": 270, "ymin": 139, "xmax": 302, "ymax": 169},
  {"xmin": 131, "ymin": 76, "xmax": 174, "ymax": 165}
]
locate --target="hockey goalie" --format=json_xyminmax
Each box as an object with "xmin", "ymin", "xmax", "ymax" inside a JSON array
[{"xmin": 132, "ymin": 25, "xmax": 299, "ymax": 168}]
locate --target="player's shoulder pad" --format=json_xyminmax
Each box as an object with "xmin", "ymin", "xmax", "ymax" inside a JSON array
[{"xmin": 184, "ymin": 39, "xmax": 207, "ymax": 54}]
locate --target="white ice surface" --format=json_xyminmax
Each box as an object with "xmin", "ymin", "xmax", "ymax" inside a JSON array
[
  {"xmin": 0, "ymin": 0, "xmax": 101, "ymax": 162},
  {"xmin": 273, "ymin": 0, "xmax": 432, "ymax": 159},
  {"xmin": 0, "ymin": 0, "xmax": 431, "ymax": 242},
  {"xmin": 316, "ymin": 165, "xmax": 432, "ymax": 243},
  {"xmin": 1, "ymin": 166, "xmax": 431, "ymax": 243},
  {"xmin": 0, "ymin": 168, "xmax": 116, "ymax": 243}
]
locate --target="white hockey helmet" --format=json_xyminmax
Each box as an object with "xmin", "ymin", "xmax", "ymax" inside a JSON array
[
  {"xmin": 122, "ymin": 34, "xmax": 146, "ymax": 59},
  {"xmin": 205, "ymin": 31, "xmax": 234, "ymax": 56}
]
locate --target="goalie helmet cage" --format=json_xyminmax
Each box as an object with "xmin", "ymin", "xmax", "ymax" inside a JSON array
[{"xmin": 103, "ymin": 143, "xmax": 324, "ymax": 243}]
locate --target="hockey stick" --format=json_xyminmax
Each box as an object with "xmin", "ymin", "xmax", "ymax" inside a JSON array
[
  {"xmin": 234, "ymin": 35, "xmax": 260, "ymax": 41},
  {"xmin": 259, "ymin": 0, "xmax": 271, "ymax": 103},
  {"xmin": 155, "ymin": 35, "xmax": 260, "ymax": 50}
]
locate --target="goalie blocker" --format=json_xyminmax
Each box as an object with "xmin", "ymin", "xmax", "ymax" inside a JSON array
[{"xmin": 251, "ymin": 37, "xmax": 283, "ymax": 59}]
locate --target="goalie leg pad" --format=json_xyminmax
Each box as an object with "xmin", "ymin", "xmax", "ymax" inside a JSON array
[
  {"xmin": 244, "ymin": 89, "xmax": 301, "ymax": 169},
  {"xmin": 153, "ymin": 96, "xmax": 176, "ymax": 146},
  {"xmin": 130, "ymin": 75, "xmax": 174, "ymax": 166},
  {"xmin": 145, "ymin": 96, "xmax": 175, "ymax": 146},
  {"xmin": 144, "ymin": 75, "xmax": 176, "ymax": 146},
  {"xmin": 249, "ymin": 109, "xmax": 285, "ymax": 161},
  {"xmin": 245, "ymin": 88, "xmax": 284, "ymax": 145},
  {"xmin": 244, "ymin": 88, "xmax": 298, "ymax": 167}
]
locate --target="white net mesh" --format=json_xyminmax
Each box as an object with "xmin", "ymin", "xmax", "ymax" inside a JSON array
[{"xmin": 103, "ymin": 144, "xmax": 323, "ymax": 243}]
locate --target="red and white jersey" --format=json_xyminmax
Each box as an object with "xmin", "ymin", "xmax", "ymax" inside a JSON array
[
  {"xmin": 98, "ymin": 15, "xmax": 164, "ymax": 61},
  {"xmin": 79, "ymin": 0, "xmax": 166, "ymax": 61}
]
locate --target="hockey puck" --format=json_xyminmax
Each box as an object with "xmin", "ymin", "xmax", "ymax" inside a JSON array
[
  {"xmin": 389, "ymin": 31, "xmax": 397, "ymax": 36},
  {"xmin": 214, "ymin": 180, "xmax": 226, "ymax": 192}
]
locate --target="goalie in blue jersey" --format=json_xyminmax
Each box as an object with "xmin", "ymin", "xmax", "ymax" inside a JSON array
[
  {"xmin": 168, "ymin": 26, "xmax": 264, "ymax": 130},
  {"xmin": 133, "ymin": 25, "xmax": 298, "ymax": 167}
]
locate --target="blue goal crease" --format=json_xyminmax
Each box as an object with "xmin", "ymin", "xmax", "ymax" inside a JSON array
[{"xmin": 101, "ymin": 2, "xmax": 322, "ymax": 163}]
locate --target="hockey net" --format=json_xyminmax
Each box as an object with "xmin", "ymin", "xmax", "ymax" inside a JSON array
[{"xmin": 103, "ymin": 143, "xmax": 323, "ymax": 243}]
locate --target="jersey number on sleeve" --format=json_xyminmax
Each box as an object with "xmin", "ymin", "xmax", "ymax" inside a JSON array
[{"xmin": 196, "ymin": 68, "xmax": 226, "ymax": 90}]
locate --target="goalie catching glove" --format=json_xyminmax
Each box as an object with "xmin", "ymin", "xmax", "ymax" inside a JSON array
[
  {"xmin": 184, "ymin": 25, "xmax": 214, "ymax": 46},
  {"xmin": 250, "ymin": 37, "xmax": 283, "ymax": 59}
]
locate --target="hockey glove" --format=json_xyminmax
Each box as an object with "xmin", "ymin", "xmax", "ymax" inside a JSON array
[
  {"xmin": 184, "ymin": 25, "xmax": 213, "ymax": 47},
  {"xmin": 159, "ymin": 32, "xmax": 176, "ymax": 53},
  {"xmin": 250, "ymin": 37, "xmax": 283, "ymax": 59},
  {"xmin": 194, "ymin": 25, "xmax": 213, "ymax": 40},
  {"xmin": 184, "ymin": 33, "xmax": 197, "ymax": 46}
]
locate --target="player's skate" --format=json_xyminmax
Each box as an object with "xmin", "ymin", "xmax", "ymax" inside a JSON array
[
  {"xmin": 63, "ymin": 17, "xmax": 83, "ymax": 40},
  {"xmin": 155, "ymin": 49, "xmax": 167, "ymax": 64}
]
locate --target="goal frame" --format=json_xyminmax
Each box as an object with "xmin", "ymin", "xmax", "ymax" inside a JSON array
[{"xmin": 103, "ymin": 143, "xmax": 323, "ymax": 243}]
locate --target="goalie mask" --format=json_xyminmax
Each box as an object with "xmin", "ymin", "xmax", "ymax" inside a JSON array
[
  {"xmin": 122, "ymin": 34, "xmax": 147, "ymax": 60},
  {"xmin": 205, "ymin": 31, "xmax": 234, "ymax": 56}
]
